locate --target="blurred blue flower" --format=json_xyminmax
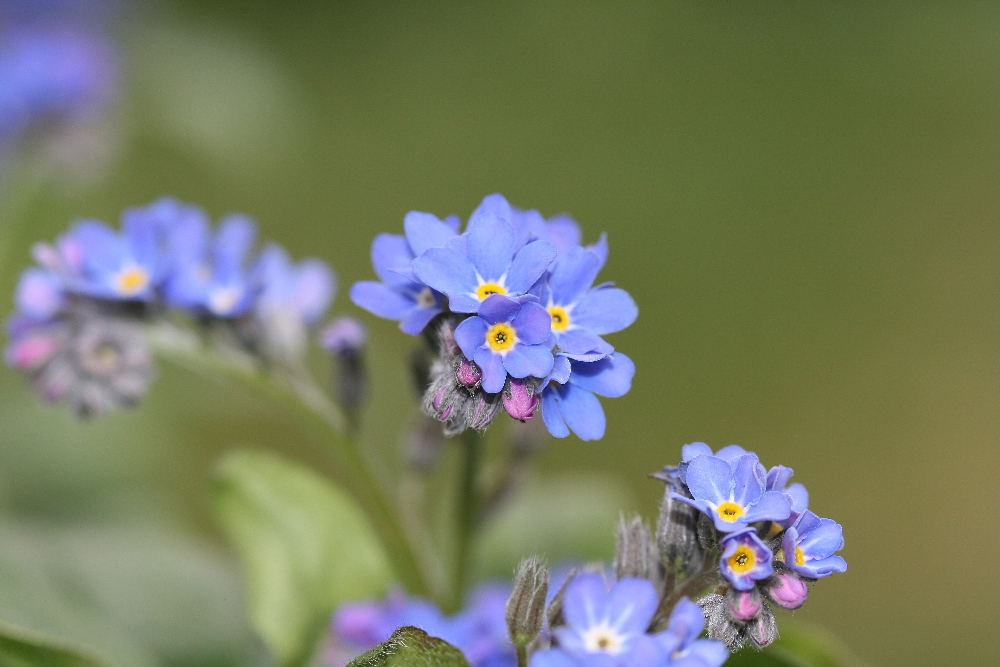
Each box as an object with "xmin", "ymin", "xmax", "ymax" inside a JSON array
[
  {"xmin": 654, "ymin": 597, "xmax": 730, "ymax": 667},
  {"xmin": 719, "ymin": 529, "xmax": 774, "ymax": 591},
  {"xmin": 454, "ymin": 294, "xmax": 553, "ymax": 394},
  {"xmin": 782, "ymin": 510, "xmax": 847, "ymax": 579},
  {"xmin": 254, "ymin": 243, "xmax": 335, "ymax": 326},
  {"xmin": 540, "ymin": 353, "xmax": 635, "ymax": 441},
  {"xmin": 332, "ymin": 584, "xmax": 515, "ymax": 667},
  {"xmin": 671, "ymin": 453, "xmax": 790, "ymax": 533}
]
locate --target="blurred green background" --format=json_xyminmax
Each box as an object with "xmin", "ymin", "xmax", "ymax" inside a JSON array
[{"xmin": 0, "ymin": 1, "xmax": 996, "ymax": 666}]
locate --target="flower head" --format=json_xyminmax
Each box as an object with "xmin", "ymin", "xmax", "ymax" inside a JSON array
[
  {"xmin": 672, "ymin": 453, "xmax": 791, "ymax": 532},
  {"xmin": 719, "ymin": 529, "xmax": 773, "ymax": 591},
  {"xmin": 781, "ymin": 510, "xmax": 847, "ymax": 579}
]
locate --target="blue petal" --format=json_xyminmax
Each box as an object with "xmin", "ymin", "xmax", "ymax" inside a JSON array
[
  {"xmin": 569, "ymin": 353, "xmax": 635, "ymax": 398},
  {"xmin": 122, "ymin": 210, "xmax": 160, "ymax": 274},
  {"xmin": 478, "ymin": 293, "xmax": 521, "ymax": 324},
  {"xmin": 556, "ymin": 329, "xmax": 611, "ymax": 356},
  {"xmin": 529, "ymin": 649, "xmax": 580, "ymax": 667},
  {"xmin": 372, "ymin": 234, "xmax": 415, "ymax": 287},
  {"xmin": 293, "ymin": 260, "xmax": 335, "ymax": 324},
  {"xmin": 572, "ymin": 287, "xmax": 638, "ymax": 335},
  {"xmin": 214, "ymin": 215, "xmax": 256, "ymax": 274},
  {"xmin": 800, "ymin": 518, "xmax": 845, "ymax": 556},
  {"xmin": 505, "ymin": 240, "xmax": 558, "ymax": 294},
  {"xmin": 541, "ymin": 389, "xmax": 571, "ymax": 438},
  {"xmin": 588, "ymin": 233, "xmax": 609, "ymax": 270},
  {"xmin": 681, "ymin": 443, "xmax": 713, "ymax": 461},
  {"xmin": 548, "ymin": 246, "xmax": 601, "ymax": 306},
  {"xmin": 412, "ymin": 246, "xmax": 477, "ymax": 303},
  {"xmin": 466, "ymin": 213, "xmax": 514, "ymax": 281},
  {"xmin": 684, "ymin": 456, "xmax": 732, "ymax": 506},
  {"xmin": 454, "ymin": 316, "xmax": 488, "ymax": 360},
  {"xmin": 807, "ymin": 555, "xmax": 848, "ymax": 577},
  {"xmin": 16, "ymin": 269, "xmax": 64, "ymax": 320},
  {"xmin": 731, "ymin": 455, "xmax": 765, "ymax": 507},
  {"xmin": 664, "ymin": 597, "xmax": 706, "ymax": 646},
  {"xmin": 350, "ymin": 281, "xmax": 414, "ymax": 320},
  {"xmin": 743, "ymin": 490, "xmax": 791, "ymax": 523},
  {"xmin": 605, "ymin": 578, "xmax": 658, "ymax": 635},
  {"xmin": 72, "ymin": 221, "xmax": 125, "ymax": 274},
  {"xmin": 447, "ymin": 293, "xmax": 482, "ymax": 314},
  {"xmin": 512, "ymin": 301, "xmax": 552, "ymax": 344},
  {"xmin": 544, "ymin": 354, "xmax": 573, "ymax": 387},
  {"xmin": 559, "ymin": 383, "xmax": 606, "ymax": 441},
  {"xmin": 766, "ymin": 465, "xmax": 794, "ymax": 491},
  {"xmin": 562, "ymin": 572, "xmax": 607, "ymax": 630},
  {"xmin": 674, "ymin": 641, "xmax": 730, "ymax": 667},
  {"xmin": 404, "ymin": 211, "xmax": 457, "ymax": 256},
  {"xmin": 785, "ymin": 483, "xmax": 809, "ymax": 513},
  {"xmin": 545, "ymin": 215, "xmax": 583, "ymax": 254},
  {"xmin": 474, "ymin": 347, "xmax": 507, "ymax": 393},
  {"xmin": 715, "ymin": 445, "xmax": 751, "ymax": 461},
  {"xmin": 400, "ymin": 306, "xmax": 441, "ymax": 335},
  {"xmin": 470, "ymin": 193, "xmax": 512, "ymax": 223},
  {"xmin": 502, "ymin": 343, "xmax": 554, "ymax": 379}
]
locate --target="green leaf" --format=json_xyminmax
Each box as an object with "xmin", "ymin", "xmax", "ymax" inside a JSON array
[
  {"xmin": 0, "ymin": 618, "xmax": 113, "ymax": 667},
  {"xmin": 726, "ymin": 623, "xmax": 868, "ymax": 667},
  {"xmin": 214, "ymin": 450, "xmax": 392, "ymax": 667},
  {"xmin": 345, "ymin": 626, "xmax": 472, "ymax": 667}
]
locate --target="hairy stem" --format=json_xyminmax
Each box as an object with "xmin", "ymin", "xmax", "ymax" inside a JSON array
[{"xmin": 450, "ymin": 428, "xmax": 483, "ymax": 611}]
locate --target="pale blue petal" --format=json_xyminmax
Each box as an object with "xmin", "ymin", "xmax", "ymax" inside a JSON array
[
  {"xmin": 467, "ymin": 213, "xmax": 514, "ymax": 281},
  {"xmin": 605, "ymin": 578, "xmax": 658, "ymax": 634},
  {"xmin": 587, "ymin": 233, "xmax": 609, "ymax": 270},
  {"xmin": 454, "ymin": 316, "xmax": 488, "ymax": 360},
  {"xmin": 548, "ymin": 246, "xmax": 601, "ymax": 305},
  {"xmin": 743, "ymin": 490, "xmax": 791, "ymax": 523},
  {"xmin": 562, "ymin": 572, "xmax": 607, "ymax": 630},
  {"xmin": 542, "ymin": 389, "xmax": 570, "ymax": 438},
  {"xmin": 502, "ymin": 343, "xmax": 553, "ymax": 379},
  {"xmin": 559, "ymin": 383, "xmax": 606, "ymax": 441},
  {"xmin": 350, "ymin": 281, "xmax": 414, "ymax": 320},
  {"xmin": 294, "ymin": 260, "xmax": 335, "ymax": 324},
  {"xmin": 546, "ymin": 215, "xmax": 583, "ymax": 254},
  {"xmin": 470, "ymin": 193, "xmax": 512, "ymax": 222},
  {"xmin": 665, "ymin": 597, "xmax": 706, "ymax": 646},
  {"xmin": 404, "ymin": 211, "xmax": 457, "ymax": 256},
  {"xmin": 412, "ymin": 246, "xmax": 477, "ymax": 300},
  {"xmin": 400, "ymin": 307, "xmax": 441, "ymax": 335},
  {"xmin": 681, "ymin": 443, "xmax": 713, "ymax": 461},
  {"xmin": 572, "ymin": 287, "xmax": 638, "ymax": 335},
  {"xmin": 372, "ymin": 234, "xmax": 415, "ymax": 287},
  {"xmin": 478, "ymin": 293, "xmax": 521, "ymax": 324},
  {"xmin": 684, "ymin": 456, "xmax": 733, "ymax": 506},
  {"xmin": 731, "ymin": 454, "xmax": 765, "ymax": 507},
  {"xmin": 505, "ymin": 239, "xmax": 557, "ymax": 294},
  {"xmin": 556, "ymin": 329, "xmax": 608, "ymax": 356},
  {"xmin": 512, "ymin": 301, "xmax": 552, "ymax": 344},
  {"xmin": 529, "ymin": 649, "xmax": 579, "ymax": 667},
  {"xmin": 474, "ymin": 347, "xmax": 507, "ymax": 393},
  {"xmin": 570, "ymin": 353, "xmax": 635, "ymax": 398}
]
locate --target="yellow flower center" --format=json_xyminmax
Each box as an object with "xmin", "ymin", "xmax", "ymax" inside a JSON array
[
  {"xmin": 115, "ymin": 266, "xmax": 150, "ymax": 297},
  {"xmin": 476, "ymin": 282, "xmax": 507, "ymax": 301},
  {"xmin": 548, "ymin": 306, "xmax": 570, "ymax": 331},
  {"xmin": 728, "ymin": 545, "xmax": 757, "ymax": 574},
  {"xmin": 795, "ymin": 546, "xmax": 806, "ymax": 567},
  {"xmin": 583, "ymin": 626, "xmax": 622, "ymax": 654},
  {"xmin": 716, "ymin": 501, "xmax": 745, "ymax": 523},
  {"xmin": 486, "ymin": 323, "xmax": 517, "ymax": 352}
]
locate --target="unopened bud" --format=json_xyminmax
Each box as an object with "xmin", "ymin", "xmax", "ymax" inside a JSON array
[
  {"xmin": 455, "ymin": 355, "xmax": 482, "ymax": 388},
  {"xmin": 698, "ymin": 594, "xmax": 746, "ymax": 652},
  {"xmin": 502, "ymin": 377, "xmax": 539, "ymax": 421},
  {"xmin": 747, "ymin": 602, "xmax": 778, "ymax": 649},
  {"xmin": 506, "ymin": 557, "xmax": 549, "ymax": 648},
  {"xmin": 726, "ymin": 587, "xmax": 762, "ymax": 622},
  {"xmin": 655, "ymin": 483, "xmax": 703, "ymax": 578},
  {"xmin": 465, "ymin": 391, "xmax": 501, "ymax": 432},
  {"xmin": 614, "ymin": 515, "xmax": 659, "ymax": 582},
  {"xmin": 322, "ymin": 317, "xmax": 368, "ymax": 414},
  {"xmin": 767, "ymin": 572, "xmax": 809, "ymax": 610}
]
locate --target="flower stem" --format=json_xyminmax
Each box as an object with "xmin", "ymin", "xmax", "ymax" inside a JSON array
[
  {"xmin": 149, "ymin": 324, "xmax": 434, "ymax": 598},
  {"xmin": 450, "ymin": 428, "xmax": 483, "ymax": 611}
]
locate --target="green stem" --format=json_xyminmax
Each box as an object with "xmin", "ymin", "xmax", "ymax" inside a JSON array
[
  {"xmin": 149, "ymin": 324, "xmax": 433, "ymax": 598},
  {"xmin": 450, "ymin": 428, "xmax": 483, "ymax": 611}
]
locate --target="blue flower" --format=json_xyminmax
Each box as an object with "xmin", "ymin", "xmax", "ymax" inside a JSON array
[
  {"xmin": 13, "ymin": 267, "xmax": 65, "ymax": 321},
  {"xmin": 412, "ymin": 196, "xmax": 557, "ymax": 314},
  {"xmin": 672, "ymin": 453, "xmax": 791, "ymax": 532},
  {"xmin": 254, "ymin": 243, "xmax": 335, "ymax": 326},
  {"xmin": 538, "ymin": 573, "xmax": 664, "ymax": 667},
  {"xmin": 162, "ymin": 208, "xmax": 259, "ymax": 318},
  {"xmin": 764, "ymin": 465, "xmax": 808, "ymax": 529},
  {"xmin": 719, "ymin": 528, "xmax": 774, "ymax": 591},
  {"xmin": 540, "ymin": 353, "xmax": 635, "ymax": 441},
  {"xmin": 454, "ymin": 294, "xmax": 553, "ymax": 394},
  {"xmin": 350, "ymin": 211, "xmax": 460, "ymax": 334},
  {"xmin": 680, "ymin": 443, "xmax": 750, "ymax": 463},
  {"xmin": 654, "ymin": 598, "xmax": 729, "ymax": 667},
  {"xmin": 782, "ymin": 510, "xmax": 847, "ymax": 579},
  {"xmin": 332, "ymin": 584, "xmax": 515, "ymax": 667},
  {"xmin": 42, "ymin": 212, "xmax": 163, "ymax": 302},
  {"xmin": 539, "ymin": 246, "xmax": 637, "ymax": 359},
  {"xmin": 0, "ymin": 25, "xmax": 118, "ymax": 146}
]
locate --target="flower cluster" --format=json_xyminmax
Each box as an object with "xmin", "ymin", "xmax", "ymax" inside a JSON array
[
  {"xmin": 655, "ymin": 443, "xmax": 848, "ymax": 651},
  {"xmin": 531, "ymin": 574, "xmax": 727, "ymax": 667},
  {"xmin": 329, "ymin": 584, "xmax": 515, "ymax": 667},
  {"xmin": 5, "ymin": 198, "xmax": 336, "ymax": 416},
  {"xmin": 351, "ymin": 194, "xmax": 637, "ymax": 440}
]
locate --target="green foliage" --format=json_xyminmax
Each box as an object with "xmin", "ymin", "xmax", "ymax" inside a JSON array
[
  {"xmin": 214, "ymin": 449, "xmax": 392, "ymax": 667},
  {"xmin": 727, "ymin": 623, "xmax": 868, "ymax": 667},
  {"xmin": 0, "ymin": 618, "xmax": 113, "ymax": 667},
  {"xmin": 345, "ymin": 626, "xmax": 472, "ymax": 667}
]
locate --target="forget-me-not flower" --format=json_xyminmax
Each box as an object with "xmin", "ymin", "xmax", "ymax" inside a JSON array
[
  {"xmin": 540, "ymin": 353, "xmax": 635, "ymax": 441},
  {"xmin": 719, "ymin": 529, "xmax": 774, "ymax": 591},
  {"xmin": 781, "ymin": 510, "xmax": 847, "ymax": 579}
]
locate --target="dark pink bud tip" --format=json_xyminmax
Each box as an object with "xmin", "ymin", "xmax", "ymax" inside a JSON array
[
  {"xmin": 455, "ymin": 356, "xmax": 482, "ymax": 388},
  {"xmin": 727, "ymin": 589, "xmax": 762, "ymax": 621},
  {"xmin": 503, "ymin": 377, "xmax": 538, "ymax": 421}
]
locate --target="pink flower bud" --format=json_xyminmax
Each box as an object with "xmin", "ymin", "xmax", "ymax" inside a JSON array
[
  {"xmin": 767, "ymin": 572, "xmax": 809, "ymax": 610},
  {"xmin": 726, "ymin": 588, "xmax": 762, "ymax": 621},
  {"xmin": 503, "ymin": 377, "xmax": 539, "ymax": 421},
  {"xmin": 455, "ymin": 356, "xmax": 482, "ymax": 388}
]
